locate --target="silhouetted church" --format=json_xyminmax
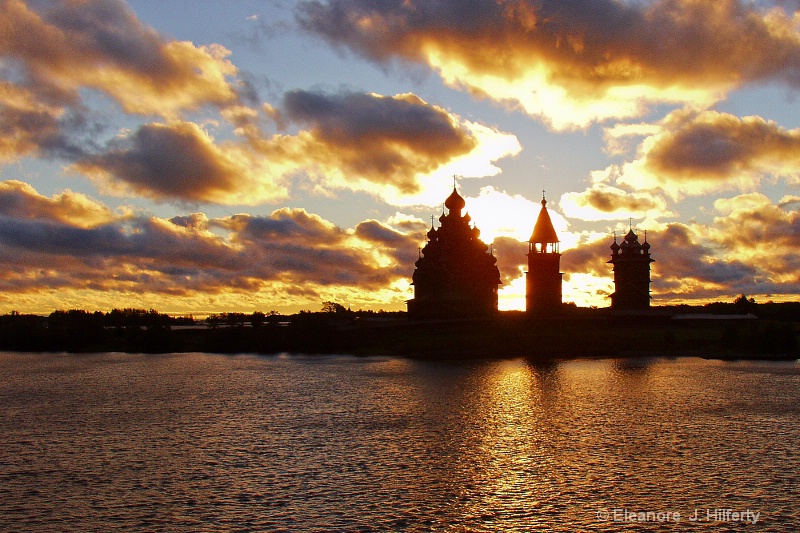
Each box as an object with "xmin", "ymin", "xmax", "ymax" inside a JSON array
[
  {"xmin": 407, "ymin": 186, "xmax": 501, "ymax": 318},
  {"xmin": 408, "ymin": 184, "xmax": 654, "ymax": 318},
  {"xmin": 608, "ymin": 228, "xmax": 654, "ymax": 310},
  {"xmin": 526, "ymin": 195, "xmax": 562, "ymax": 314}
]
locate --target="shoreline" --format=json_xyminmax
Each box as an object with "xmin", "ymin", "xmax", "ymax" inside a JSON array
[{"xmin": 1, "ymin": 312, "xmax": 797, "ymax": 361}]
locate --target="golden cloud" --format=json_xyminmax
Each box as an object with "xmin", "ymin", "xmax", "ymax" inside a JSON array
[
  {"xmin": 710, "ymin": 193, "xmax": 800, "ymax": 256},
  {"xmin": 57, "ymin": 90, "xmax": 517, "ymax": 206},
  {"xmin": 560, "ymin": 184, "xmax": 673, "ymax": 221},
  {"xmin": 0, "ymin": 82, "xmax": 68, "ymax": 161},
  {"xmin": 0, "ymin": 184, "xmax": 429, "ymax": 313},
  {"xmin": 1, "ymin": 0, "xmax": 239, "ymax": 117},
  {"xmin": 73, "ymin": 121, "xmax": 290, "ymax": 205},
  {"xmin": 247, "ymin": 91, "xmax": 519, "ymax": 205},
  {"xmin": 0, "ymin": 180, "xmax": 120, "ymax": 228},
  {"xmin": 617, "ymin": 110, "xmax": 800, "ymax": 196},
  {"xmin": 298, "ymin": 0, "xmax": 800, "ymax": 128}
]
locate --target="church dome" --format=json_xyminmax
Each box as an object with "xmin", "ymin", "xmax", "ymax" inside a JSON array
[
  {"xmin": 610, "ymin": 240, "xmax": 620, "ymax": 252},
  {"xmin": 445, "ymin": 187, "xmax": 466, "ymax": 213}
]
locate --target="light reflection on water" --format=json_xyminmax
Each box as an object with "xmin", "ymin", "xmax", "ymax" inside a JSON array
[{"xmin": 0, "ymin": 352, "xmax": 798, "ymax": 531}]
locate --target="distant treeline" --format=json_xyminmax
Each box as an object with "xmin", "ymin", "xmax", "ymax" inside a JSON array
[
  {"xmin": 0, "ymin": 304, "xmax": 405, "ymax": 353},
  {"xmin": 0, "ymin": 297, "xmax": 797, "ymax": 357}
]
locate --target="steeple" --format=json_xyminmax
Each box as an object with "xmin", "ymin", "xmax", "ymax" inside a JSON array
[
  {"xmin": 529, "ymin": 195, "xmax": 560, "ymax": 254},
  {"xmin": 526, "ymin": 193, "xmax": 562, "ymax": 315}
]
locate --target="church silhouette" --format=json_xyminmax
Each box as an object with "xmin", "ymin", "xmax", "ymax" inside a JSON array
[{"xmin": 408, "ymin": 185, "xmax": 653, "ymax": 317}]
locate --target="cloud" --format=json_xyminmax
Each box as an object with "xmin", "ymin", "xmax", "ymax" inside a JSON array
[
  {"xmin": 247, "ymin": 91, "xmax": 520, "ymax": 205},
  {"xmin": 0, "ymin": 82, "xmax": 87, "ymax": 162},
  {"xmin": 652, "ymin": 223, "xmax": 759, "ymax": 295},
  {"xmin": 0, "ymin": 180, "xmax": 119, "ymax": 228},
  {"xmin": 6, "ymin": 85, "xmax": 517, "ymax": 206},
  {"xmin": 708, "ymin": 194, "xmax": 800, "ymax": 280},
  {"xmin": 560, "ymin": 235, "xmax": 614, "ymax": 281},
  {"xmin": 1, "ymin": 0, "xmax": 240, "ymax": 117},
  {"xmin": 297, "ymin": 0, "xmax": 800, "ymax": 129},
  {"xmin": 492, "ymin": 236, "xmax": 527, "ymax": 285},
  {"xmin": 560, "ymin": 184, "xmax": 673, "ymax": 221},
  {"xmin": 275, "ymin": 90, "xmax": 478, "ymax": 194},
  {"xmin": 73, "ymin": 121, "xmax": 289, "ymax": 205},
  {"xmin": 1, "ymin": 2, "xmax": 518, "ymax": 207},
  {"xmin": 618, "ymin": 110, "xmax": 800, "ymax": 196},
  {"xmin": 0, "ymin": 183, "xmax": 427, "ymax": 312}
]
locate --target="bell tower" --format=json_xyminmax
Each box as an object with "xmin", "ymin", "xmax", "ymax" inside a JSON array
[
  {"xmin": 608, "ymin": 226, "xmax": 654, "ymax": 310},
  {"xmin": 526, "ymin": 194, "xmax": 562, "ymax": 315}
]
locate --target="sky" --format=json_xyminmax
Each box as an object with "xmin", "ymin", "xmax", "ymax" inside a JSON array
[{"xmin": 2, "ymin": 0, "xmax": 800, "ymax": 316}]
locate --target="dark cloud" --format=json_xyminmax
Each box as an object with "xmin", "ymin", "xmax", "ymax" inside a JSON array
[
  {"xmin": 76, "ymin": 122, "xmax": 238, "ymax": 201},
  {"xmin": 67, "ymin": 90, "xmax": 499, "ymax": 204},
  {"xmin": 0, "ymin": 82, "xmax": 91, "ymax": 162},
  {"xmin": 0, "ymin": 180, "xmax": 115, "ymax": 227},
  {"xmin": 710, "ymin": 197, "xmax": 800, "ymax": 268},
  {"xmin": 2, "ymin": 1, "xmax": 510, "ymax": 204},
  {"xmin": 277, "ymin": 90, "xmax": 478, "ymax": 193},
  {"xmin": 579, "ymin": 188, "xmax": 661, "ymax": 214},
  {"xmin": 0, "ymin": 183, "xmax": 426, "ymax": 303},
  {"xmin": 355, "ymin": 218, "xmax": 425, "ymax": 267},
  {"xmin": 230, "ymin": 208, "xmax": 347, "ymax": 246},
  {"xmin": 653, "ymin": 224, "xmax": 759, "ymax": 288},
  {"xmin": 1, "ymin": 0, "xmax": 240, "ymax": 115},
  {"xmin": 561, "ymin": 237, "xmax": 612, "ymax": 279},
  {"xmin": 355, "ymin": 219, "xmax": 413, "ymax": 246},
  {"xmin": 639, "ymin": 110, "xmax": 800, "ymax": 188},
  {"xmin": 74, "ymin": 121, "xmax": 286, "ymax": 204},
  {"xmin": 561, "ymin": 184, "xmax": 669, "ymax": 220},
  {"xmin": 297, "ymin": 0, "xmax": 800, "ymax": 126},
  {"xmin": 561, "ymin": 223, "xmax": 761, "ymax": 299},
  {"xmin": 492, "ymin": 236, "xmax": 526, "ymax": 285}
]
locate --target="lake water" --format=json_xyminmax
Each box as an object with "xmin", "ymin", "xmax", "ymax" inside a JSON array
[{"xmin": 0, "ymin": 352, "xmax": 798, "ymax": 532}]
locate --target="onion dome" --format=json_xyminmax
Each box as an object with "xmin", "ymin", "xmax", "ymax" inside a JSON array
[
  {"xmin": 445, "ymin": 186, "xmax": 466, "ymax": 214},
  {"xmin": 463, "ymin": 212, "xmax": 472, "ymax": 224},
  {"xmin": 610, "ymin": 237, "xmax": 620, "ymax": 253},
  {"xmin": 427, "ymin": 226, "xmax": 437, "ymax": 239}
]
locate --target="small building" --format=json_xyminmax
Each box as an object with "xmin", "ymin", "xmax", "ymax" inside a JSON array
[
  {"xmin": 526, "ymin": 196, "xmax": 562, "ymax": 315},
  {"xmin": 407, "ymin": 186, "xmax": 501, "ymax": 318},
  {"xmin": 608, "ymin": 228, "xmax": 654, "ymax": 310}
]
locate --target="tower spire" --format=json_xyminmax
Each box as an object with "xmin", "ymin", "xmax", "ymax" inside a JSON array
[{"xmin": 526, "ymin": 192, "xmax": 562, "ymax": 315}]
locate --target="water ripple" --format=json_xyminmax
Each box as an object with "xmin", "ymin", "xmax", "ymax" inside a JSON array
[{"xmin": 0, "ymin": 353, "xmax": 798, "ymax": 531}]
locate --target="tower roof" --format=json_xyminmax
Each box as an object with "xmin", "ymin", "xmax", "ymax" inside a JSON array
[{"xmin": 529, "ymin": 198, "xmax": 559, "ymax": 244}]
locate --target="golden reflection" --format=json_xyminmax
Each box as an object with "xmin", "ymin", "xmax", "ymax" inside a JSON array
[{"xmin": 458, "ymin": 359, "xmax": 555, "ymax": 526}]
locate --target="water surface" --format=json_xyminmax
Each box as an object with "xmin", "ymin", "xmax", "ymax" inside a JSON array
[{"xmin": 1, "ymin": 352, "xmax": 798, "ymax": 531}]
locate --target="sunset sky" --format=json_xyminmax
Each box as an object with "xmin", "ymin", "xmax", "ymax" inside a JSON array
[{"xmin": 2, "ymin": 0, "xmax": 800, "ymax": 315}]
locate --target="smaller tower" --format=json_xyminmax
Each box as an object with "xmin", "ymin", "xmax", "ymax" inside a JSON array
[
  {"xmin": 526, "ymin": 195, "xmax": 562, "ymax": 314},
  {"xmin": 608, "ymin": 227, "xmax": 654, "ymax": 310}
]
